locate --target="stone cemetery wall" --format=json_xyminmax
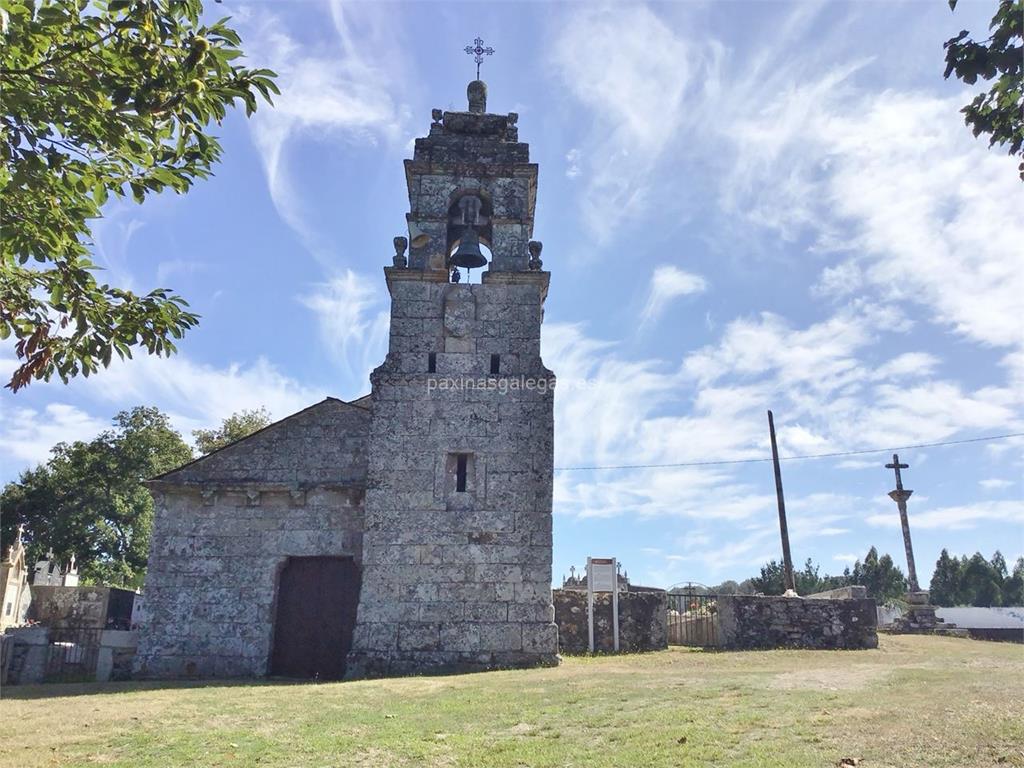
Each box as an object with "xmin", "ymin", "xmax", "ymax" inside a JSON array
[
  {"xmin": 805, "ymin": 585, "xmax": 868, "ymax": 600},
  {"xmin": 28, "ymin": 586, "xmax": 136, "ymax": 629},
  {"xmin": 553, "ymin": 589, "xmax": 668, "ymax": 653},
  {"xmin": 3, "ymin": 626, "xmax": 138, "ymax": 684},
  {"xmin": 135, "ymin": 399, "xmax": 369, "ymax": 679},
  {"xmin": 717, "ymin": 595, "xmax": 878, "ymax": 650}
]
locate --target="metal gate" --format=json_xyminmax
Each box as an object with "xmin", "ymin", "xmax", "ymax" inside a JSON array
[
  {"xmin": 667, "ymin": 587, "xmax": 720, "ymax": 647},
  {"xmin": 45, "ymin": 627, "xmax": 102, "ymax": 682}
]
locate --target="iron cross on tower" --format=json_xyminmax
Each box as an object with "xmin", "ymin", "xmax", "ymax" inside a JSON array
[
  {"xmin": 885, "ymin": 453, "xmax": 920, "ymax": 592},
  {"xmin": 464, "ymin": 36, "xmax": 495, "ymax": 80}
]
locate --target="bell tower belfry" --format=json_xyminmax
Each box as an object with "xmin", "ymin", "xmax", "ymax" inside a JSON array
[{"xmin": 346, "ymin": 79, "xmax": 558, "ymax": 676}]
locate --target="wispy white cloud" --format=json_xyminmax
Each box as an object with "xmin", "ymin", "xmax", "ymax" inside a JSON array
[
  {"xmin": 979, "ymin": 478, "xmax": 1014, "ymax": 491},
  {"xmin": 725, "ymin": 82, "xmax": 1024, "ymax": 354},
  {"xmin": 640, "ymin": 265, "xmax": 707, "ymax": 326},
  {"xmin": 550, "ymin": 3, "xmax": 705, "ymax": 243},
  {"xmin": 0, "ymin": 403, "xmax": 109, "ymax": 467},
  {"xmin": 865, "ymin": 500, "xmax": 1024, "ymax": 531},
  {"xmin": 241, "ymin": 2, "xmax": 409, "ymax": 262},
  {"xmin": 297, "ymin": 270, "xmax": 389, "ymax": 389},
  {"xmin": 565, "ymin": 148, "xmax": 581, "ymax": 179},
  {"xmin": 0, "ymin": 350, "xmax": 325, "ymax": 475},
  {"xmin": 547, "ymin": 298, "xmax": 1020, "ymax": 532}
]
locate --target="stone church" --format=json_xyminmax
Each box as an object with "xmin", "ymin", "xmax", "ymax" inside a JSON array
[{"xmin": 135, "ymin": 80, "xmax": 558, "ymax": 679}]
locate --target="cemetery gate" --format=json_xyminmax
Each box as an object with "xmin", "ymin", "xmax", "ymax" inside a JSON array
[
  {"xmin": 666, "ymin": 586, "xmax": 720, "ymax": 647},
  {"xmin": 45, "ymin": 626, "xmax": 102, "ymax": 682}
]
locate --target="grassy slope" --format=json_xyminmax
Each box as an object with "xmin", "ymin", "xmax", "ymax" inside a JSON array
[{"xmin": 1, "ymin": 635, "xmax": 1022, "ymax": 768}]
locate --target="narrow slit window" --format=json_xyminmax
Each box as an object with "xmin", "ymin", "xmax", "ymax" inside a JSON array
[
  {"xmin": 490, "ymin": 354, "xmax": 500, "ymax": 375},
  {"xmin": 455, "ymin": 454, "xmax": 468, "ymax": 492},
  {"xmin": 428, "ymin": 352, "xmax": 437, "ymax": 373}
]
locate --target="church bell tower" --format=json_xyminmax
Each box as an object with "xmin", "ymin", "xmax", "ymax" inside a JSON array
[{"xmin": 346, "ymin": 78, "xmax": 558, "ymax": 675}]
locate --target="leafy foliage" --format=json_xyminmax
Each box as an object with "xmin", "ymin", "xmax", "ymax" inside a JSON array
[
  {"xmin": 0, "ymin": 0, "xmax": 278, "ymax": 391},
  {"xmin": 0, "ymin": 406, "xmax": 192, "ymax": 586},
  {"xmin": 192, "ymin": 406, "xmax": 272, "ymax": 455},
  {"xmin": 748, "ymin": 558, "xmax": 845, "ymax": 597},
  {"xmin": 928, "ymin": 548, "xmax": 1024, "ymax": 606},
  {"xmin": 944, "ymin": 0, "xmax": 1024, "ymax": 179},
  {"xmin": 747, "ymin": 547, "xmax": 907, "ymax": 603}
]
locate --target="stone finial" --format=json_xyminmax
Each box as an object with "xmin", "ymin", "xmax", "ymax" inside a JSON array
[
  {"xmin": 393, "ymin": 236, "xmax": 408, "ymax": 268},
  {"xmin": 505, "ymin": 112, "xmax": 519, "ymax": 141},
  {"xmin": 431, "ymin": 108, "xmax": 443, "ymax": 124},
  {"xmin": 528, "ymin": 240, "xmax": 543, "ymax": 271},
  {"xmin": 468, "ymin": 80, "xmax": 487, "ymax": 114}
]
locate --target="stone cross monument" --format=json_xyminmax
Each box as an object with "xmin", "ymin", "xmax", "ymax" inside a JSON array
[
  {"xmin": 345, "ymin": 76, "xmax": 558, "ymax": 677},
  {"xmin": 884, "ymin": 454, "xmax": 948, "ymax": 632},
  {"xmin": 885, "ymin": 453, "xmax": 920, "ymax": 592}
]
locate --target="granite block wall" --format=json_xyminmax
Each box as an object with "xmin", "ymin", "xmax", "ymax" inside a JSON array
[
  {"xmin": 347, "ymin": 274, "xmax": 558, "ymax": 677},
  {"xmin": 717, "ymin": 595, "xmax": 878, "ymax": 650},
  {"xmin": 554, "ymin": 589, "xmax": 668, "ymax": 653}
]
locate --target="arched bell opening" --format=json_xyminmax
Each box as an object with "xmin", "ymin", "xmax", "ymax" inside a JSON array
[{"xmin": 446, "ymin": 191, "xmax": 493, "ymax": 283}]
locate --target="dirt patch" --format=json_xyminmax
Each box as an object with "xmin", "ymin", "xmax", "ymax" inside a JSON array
[{"xmin": 766, "ymin": 665, "xmax": 892, "ymax": 691}]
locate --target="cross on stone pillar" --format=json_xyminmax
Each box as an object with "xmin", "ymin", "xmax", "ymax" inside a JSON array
[{"xmin": 885, "ymin": 453, "xmax": 920, "ymax": 592}]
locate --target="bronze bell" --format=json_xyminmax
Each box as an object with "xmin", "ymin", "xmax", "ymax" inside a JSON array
[{"xmin": 449, "ymin": 227, "xmax": 487, "ymax": 270}]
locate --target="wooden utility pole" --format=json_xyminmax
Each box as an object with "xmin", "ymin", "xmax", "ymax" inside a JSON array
[{"xmin": 767, "ymin": 410, "xmax": 796, "ymax": 593}]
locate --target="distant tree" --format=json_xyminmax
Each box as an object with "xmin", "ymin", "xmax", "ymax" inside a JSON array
[
  {"xmin": 736, "ymin": 578, "xmax": 758, "ymax": 596},
  {"xmin": 192, "ymin": 407, "xmax": 272, "ymax": 455},
  {"xmin": 747, "ymin": 558, "xmax": 832, "ymax": 595},
  {"xmin": 929, "ymin": 548, "xmax": 963, "ymax": 606},
  {"xmin": 0, "ymin": 0, "xmax": 279, "ymax": 391},
  {"xmin": 850, "ymin": 547, "xmax": 908, "ymax": 604},
  {"xmin": 991, "ymin": 550, "xmax": 1008, "ymax": 582},
  {"xmin": 944, "ymin": 0, "xmax": 1024, "ymax": 180},
  {"xmin": 961, "ymin": 552, "xmax": 1003, "ymax": 606},
  {"xmin": 710, "ymin": 579, "xmax": 742, "ymax": 595},
  {"xmin": 0, "ymin": 407, "xmax": 192, "ymax": 586},
  {"xmin": 1003, "ymin": 557, "xmax": 1024, "ymax": 606},
  {"xmin": 749, "ymin": 560, "xmax": 787, "ymax": 595}
]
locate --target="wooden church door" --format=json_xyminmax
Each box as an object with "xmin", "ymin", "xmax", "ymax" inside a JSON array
[{"xmin": 270, "ymin": 556, "xmax": 360, "ymax": 679}]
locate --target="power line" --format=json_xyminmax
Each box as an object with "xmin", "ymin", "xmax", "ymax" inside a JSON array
[{"xmin": 553, "ymin": 432, "xmax": 1024, "ymax": 472}]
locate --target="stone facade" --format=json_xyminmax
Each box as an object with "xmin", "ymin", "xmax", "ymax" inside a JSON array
[
  {"xmin": 135, "ymin": 399, "xmax": 368, "ymax": 678},
  {"xmin": 553, "ymin": 589, "xmax": 668, "ymax": 654},
  {"xmin": 717, "ymin": 595, "xmax": 878, "ymax": 650},
  {"xmin": 136, "ymin": 80, "xmax": 557, "ymax": 679}
]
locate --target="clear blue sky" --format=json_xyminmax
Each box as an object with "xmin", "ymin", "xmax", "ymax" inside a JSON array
[{"xmin": 2, "ymin": 0, "xmax": 1022, "ymax": 588}]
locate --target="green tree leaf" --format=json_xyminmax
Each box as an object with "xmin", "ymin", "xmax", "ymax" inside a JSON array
[{"xmin": 0, "ymin": 0, "xmax": 278, "ymax": 391}]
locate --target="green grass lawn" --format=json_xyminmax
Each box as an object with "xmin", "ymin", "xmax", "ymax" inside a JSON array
[{"xmin": 2, "ymin": 634, "xmax": 1022, "ymax": 768}]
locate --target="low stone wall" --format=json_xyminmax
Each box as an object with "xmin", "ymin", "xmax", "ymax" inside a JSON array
[
  {"xmin": 3, "ymin": 627, "xmax": 138, "ymax": 684},
  {"xmin": 805, "ymin": 585, "xmax": 868, "ymax": 600},
  {"xmin": 553, "ymin": 589, "xmax": 667, "ymax": 653},
  {"xmin": 717, "ymin": 595, "xmax": 877, "ymax": 650}
]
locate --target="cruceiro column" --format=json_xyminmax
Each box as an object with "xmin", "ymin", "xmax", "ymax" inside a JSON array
[
  {"xmin": 885, "ymin": 453, "xmax": 919, "ymax": 592},
  {"xmin": 884, "ymin": 454, "xmax": 943, "ymax": 632}
]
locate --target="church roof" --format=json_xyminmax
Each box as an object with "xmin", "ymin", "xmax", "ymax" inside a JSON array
[{"xmin": 151, "ymin": 397, "xmax": 370, "ymax": 488}]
